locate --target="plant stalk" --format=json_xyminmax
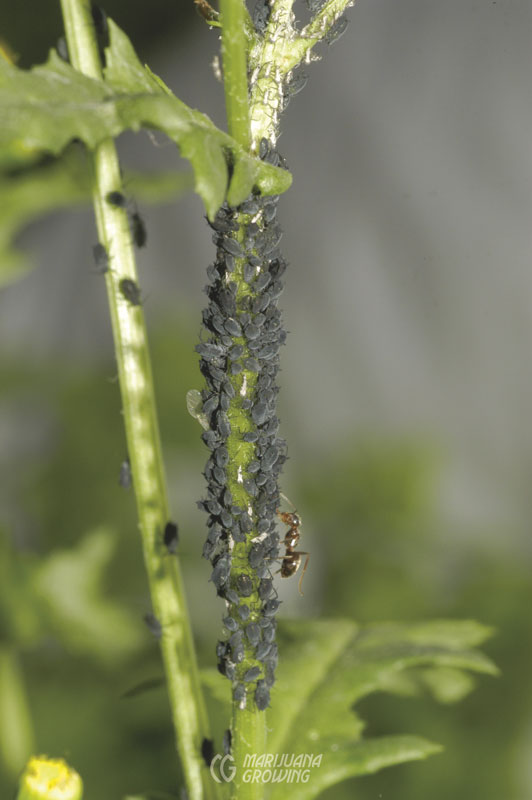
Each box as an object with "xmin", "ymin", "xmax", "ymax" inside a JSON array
[{"xmin": 59, "ymin": 2, "xmax": 216, "ymax": 798}]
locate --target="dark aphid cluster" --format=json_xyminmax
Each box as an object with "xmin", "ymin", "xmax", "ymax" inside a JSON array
[
  {"xmin": 197, "ymin": 140, "xmax": 289, "ymax": 709},
  {"xmin": 252, "ymin": 0, "xmax": 272, "ymax": 34}
]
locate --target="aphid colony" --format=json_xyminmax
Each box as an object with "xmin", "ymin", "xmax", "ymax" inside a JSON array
[{"xmin": 197, "ymin": 138, "xmax": 291, "ymax": 710}]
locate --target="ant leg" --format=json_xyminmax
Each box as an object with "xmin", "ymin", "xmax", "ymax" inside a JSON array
[{"xmin": 296, "ymin": 552, "xmax": 310, "ymax": 596}]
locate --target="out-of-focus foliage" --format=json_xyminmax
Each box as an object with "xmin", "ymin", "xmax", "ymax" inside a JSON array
[
  {"xmin": 203, "ymin": 618, "xmax": 496, "ymax": 799},
  {"xmin": 0, "ymin": 145, "xmax": 193, "ymax": 285},
  {"xmin": 0, "ymin": 321, "xmax": 207, "ymax": 797},
  {"xmin": 0, "ymin": 19, "xmax": 291, "ymax": 225}
]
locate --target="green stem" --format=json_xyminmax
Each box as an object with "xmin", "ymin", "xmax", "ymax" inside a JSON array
[
  {"xmin": 0, "ymin": 646, "xmax": 35, "ymax": 777},
  {"xmin": 217, "ymin": 6, "xmax": 269, "ymax": 796},
  {"xmin": 248, "ymin": 0, "xmax": 354, "ymax": 148},
  {"xmin": 59, "ymin": 2, "xmax": 216, "ymax": 798},
  {"xmin": 231, "ymin": 707, "xmax": 266, "ymax": 800},
  {"xmin": 220, "ymin": 0, "xmax": 251, "ymax": 149}
]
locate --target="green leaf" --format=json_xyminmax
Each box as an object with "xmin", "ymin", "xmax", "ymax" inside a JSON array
[
  {"xmin": 268, "ymin": 736, "xmax": 442, "ymax": 800},
  {"xmin": 0, "ymin": 20, "xmax": 291, "ymax": 219},
  {"xmin": 0, "ymin": 146, "xmax": 193, "ymax": 287},
  {"xmin": 203, "ymin": 617, "xmax": 496, "ymax": 797},
  {"xmin": 34, "ymin": 527, "xmax": 143, "ymax": 665},
  {"xmin": 261, "ymin": 618, "xmax": 497, "ymax": 798}
]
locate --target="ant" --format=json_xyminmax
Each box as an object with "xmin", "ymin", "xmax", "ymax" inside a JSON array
[{"xmin": 276, "ymin": 496, "xmax": 310, "ymax": 596}]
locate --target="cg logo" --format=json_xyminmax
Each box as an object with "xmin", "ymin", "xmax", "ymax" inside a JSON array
[{"xmin": 210, "ymin": 753, "xmax": 236, "ymax": 783}]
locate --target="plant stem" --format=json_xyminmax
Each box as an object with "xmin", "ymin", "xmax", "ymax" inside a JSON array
[
  {"xmin": 217, "ymin": 4, "xmax": 269, "ymax": 794},
  {"xmin": 59, "ymin": 2, "xmax": 216, "ymax": 798},
  {"xmin": 0, "ymin": 646, "xmax": 34, "ymax": 777},
  {"xmin": 220, "ymin": 0, "xmax": 251, "ymax": 150}
]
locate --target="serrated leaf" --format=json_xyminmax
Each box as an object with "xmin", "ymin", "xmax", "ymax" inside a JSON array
[
  {"xmin": 268, "ymin": 735, "xmax": 442, "ymax": 800},
  {"xmin": 0, "ymin": 19, "xmax": 291, "ymax": 219},
  {"xmin": 259, "ymin": 617, "xmax": 497, "ymax": 797}
]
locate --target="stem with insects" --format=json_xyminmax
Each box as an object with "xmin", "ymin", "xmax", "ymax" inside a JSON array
[
  {"xmin": 218, "ymin": 3, "xmax": 269, "ymax": 797},
  {"xmin": 59, "ymin": 2, "xmax": 216, "ymax": 798}
]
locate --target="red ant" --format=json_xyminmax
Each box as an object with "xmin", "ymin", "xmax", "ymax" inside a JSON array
[{"xmin": 276, "ymin": 499, "xmax": 310, "ymax": 596}]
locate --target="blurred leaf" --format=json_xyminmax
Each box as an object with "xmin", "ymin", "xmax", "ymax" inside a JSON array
[
  {"xmin": 0, "ymin": 530, "xmax": 41, "ymax": 646},
  {"xmin": 0, "ymin": 145, "xmax": 193, "ymax": 287},
  {"xmin": 202, "ymin": 618, "xmax": 496, "ymax": 796},
  {"xmin": 268, "ymin": 736, "xmax": 442, "ymax": 800},
  {"xmin": 0, "ymin": 647, "xmax": 35, "ymax": 776},
  {"xmin": 34, "ymin": 527, "xmax": 143, "ymax": 664},
  {"xmin": 270, "ymin": 618, "xmax": 495, "ymax": 797},
  {"xmin": 0, "ymin": 19, "xmax": 291, "ymax": 220}
]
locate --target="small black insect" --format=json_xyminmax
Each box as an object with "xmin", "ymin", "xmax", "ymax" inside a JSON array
[
  {"xmin": 223, "ymin": 728, "xmax": 232, "ymax": 755},
  {"xmin": 164, "ymin": 521, "xmax": 179, "ymax": 554},
  {"xmin": 243, "ymin": 666, "xmax": 262, "ymax": 683},
  {"xmin": 119, "ymin": 457, "xmax": 132, "ymax": 489},
  {"xmin": 92, "ymin": 243, "xmax": 109, "ymax": 274},
  {"xmin": 106, "ymin": 190, "xmax": 127, "ymax": 208},
  {"xmin": 255, "ymin": 680, "xmax": 270, "ymax": 711},
  {"xmin": 130, "ymin": 210, "xmax": 147, "ymax": 248},
  {"xmin": 119, "ymin": 278, "xmax": 142, "ymax": 306},
  {"xmin": 326, "ymin": 16, "xmax": 349, "ymax": 45},
  {"xmin": 246, "ymin": 623, "xmax": 261, "ymax": 647},
  {"xmin": 236, "ymin": 574, "xmax": 254, "ymax": 597},
  {"xmin": 201, "ymin": 738, "xmax": 215, "ymax": 768},
  {"xmin": 144, "ymin": 612, "xmax": 162, "ymax": 640},
  {"xmin": 223, "ymin": 615, "xmax": 239, "ymax": 633},
  {"xmin": 56, "ymin": 37, "xmax": 69, "ymax": 62}
]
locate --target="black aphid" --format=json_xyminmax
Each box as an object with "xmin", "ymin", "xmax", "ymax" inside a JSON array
[
  {"xmin": 251, "ymin": 402, "xmax": 268, "ymax": 426},
  {"xmin": 210, "ymin": 554, "xmax": 232, "ymax": 588},
  {"xmin": 56, "ymin": 37, "xmax": 69, "ymax": 62},
  {"xmin": 263, "ymin": 598, "xmax": 281, "ymax": 617},
  {"xmin": 243, "ymin": 666, "xmax": 262, "ymax": 683},
  {"xmin": 106, "ymin": 190, "xmax": 127, "ymax": 208},
  {"xmin": 256, "ymin": 641, "xmax": 272, "ymax": 660},
  {"xmin": 201, "ymin": 738, "xmax": 215, "ymax": 768},
  {"xmin": 119, "ymin": 278, "xmax": 141, "ymax": 306},
  {"xmin": 255, "ymin": 680, "xmax": 270, "ymax": 711},
  {"xmin": 246, "ymin": 623, "xmax": 261, "ymax": 647},
  {"xmin": 223, "ymin": 615, "xmax": 239, "ymax": 633},
  {"xmin": 221, "ymin": 237, "xmax": 245, "ymax": 258},
  {"xmin": 92, "ymin": 243, "xmax": 109, "ymax": 274},
  {"xmin": 258, "ymin": 578, "xmax": 274, "ymax": 600},
  {"xmin": 223, "ymin": 728, "xmax": 232, "ymax": 755},
  {"xmin": 252, "ymin": 0, "xmax": 271, "ymax": 33},
  {"xmin": 326, "ymin": 16, "xmax": 349, "ymax": 45},
  {"xmin": 119, "ymin": 457, "xmax": 132, "ymax": 489},
  {"xmin": 164, "ymin": 521, "xmax": 179, "ymax": 554},
  {"xmin": 130, "ymin": 210, "xmax": 147, "ymax": 248},
  {"xmin": 236, "ymin": 574, "xmax": 254, "ymax": 597},
  {"xmin": 233, "ymin": 683, "xmax": 246, "ymax": 707},
  {"xmin": 144, "ymin": 612, "xmax": 162, "ymax": 640},
  {"xmin": 287, "ymin": 71, "xmax": 308, "ymax": 97},
  {"xmin": 237, "ymin": 604, "xmax": 250, "ymax": 621}
]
